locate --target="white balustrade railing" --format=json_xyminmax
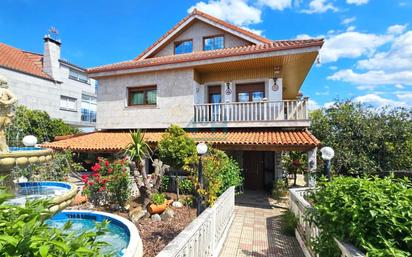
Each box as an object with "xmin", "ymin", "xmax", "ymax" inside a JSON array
[
  {"xmin": 194, "ymin": 99, "xmax": 308, "ymax": 123},
  {"xmin": 156, "ymin": 186, "xmax": 235, "ymax": 257},
  {"xmin": 289, "ymin": 188, "xmax": 366, "ymax": 257}
]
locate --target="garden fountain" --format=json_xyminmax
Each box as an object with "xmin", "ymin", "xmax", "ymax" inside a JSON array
[{"xmin": 0, "ymin": 75, "xmax": 76, "ymax": 210}]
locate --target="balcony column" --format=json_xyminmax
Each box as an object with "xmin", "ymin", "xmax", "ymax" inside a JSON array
[{"xmin": 307, "ymin": 147, "xmax": 317, "ymax": 187}]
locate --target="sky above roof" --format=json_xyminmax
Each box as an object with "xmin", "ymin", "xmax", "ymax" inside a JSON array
[{"xmin": 0, "ymin": 0, "xmax": 411, "ymax": 108}]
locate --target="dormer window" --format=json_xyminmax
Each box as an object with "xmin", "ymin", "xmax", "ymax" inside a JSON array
[
  {"xmin": 175, "ymin": 40, "xmax": 193, "ymax": 55},
  {"xmin": 203, "ymin": 36, "xmax": 224, "ymax": 51}
]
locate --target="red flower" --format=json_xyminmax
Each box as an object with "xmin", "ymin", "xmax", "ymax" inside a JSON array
[
  {"xmin": 101, "ymin": 179, "xmax": 107, "ymax": 184},
  {"xmin": 99, "ymin": 186, "xmax": 106, "ymax": 192},
  {"xmin": 105, "ymin": 160, "xmax": 109, "ymax": 167},
  {"xmin": 91, "ymin": 163, "xmax": 101, "ymax": 173},
  {"xmin": 81, "ymin": 174, "xmax": 89, "ymax": 183},
  {"xmin": 88, "ymin": 181, "xmax": 94, "ymax": 186},
  {"xmin": 108, "ymin": 168, "xmax": 113, "ymax": 174}
]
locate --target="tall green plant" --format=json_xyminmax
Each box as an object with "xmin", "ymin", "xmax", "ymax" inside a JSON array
[{"xmin": 307, "ymin": 176, "xmax": 412, "ymax": 257}]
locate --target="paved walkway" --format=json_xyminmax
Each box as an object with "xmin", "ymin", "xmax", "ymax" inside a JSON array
[{"xmin": 219, "ymin": 191, "xmax": 305, "ymax": 257}]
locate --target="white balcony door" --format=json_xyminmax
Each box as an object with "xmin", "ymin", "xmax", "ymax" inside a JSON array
[{"xmin": 208, "ymin": 85, "xmax": 222, "ymax": 121}]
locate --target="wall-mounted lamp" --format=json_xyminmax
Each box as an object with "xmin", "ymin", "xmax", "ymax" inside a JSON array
[
  {"xmin": 272, "ymin": 78, "xmax": 279, "ymax": 91},
  {"xmin": 225, "ymin": 82, "xmax": 232, "ymax": 95}
]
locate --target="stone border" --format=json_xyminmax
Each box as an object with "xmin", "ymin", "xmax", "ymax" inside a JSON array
[
  {"xmin": 0, "ymin": 148, "xmax": 53, "ymax": 172},
  {"xmin": 55, "ymin": 210, "xmax": 143, "ymax": 257}
]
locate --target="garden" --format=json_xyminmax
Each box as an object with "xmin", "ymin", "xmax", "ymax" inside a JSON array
[{"xmin": 1, "ymin": 110, "xmax": 243, "ymax": 257}]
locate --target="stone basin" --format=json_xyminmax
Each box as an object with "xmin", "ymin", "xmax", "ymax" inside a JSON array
[{"xmin": 0, "ymin": 147, "xmax": 53, "ymax": 173}]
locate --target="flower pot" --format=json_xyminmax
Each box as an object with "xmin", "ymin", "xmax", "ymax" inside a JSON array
[{"xmin": 148, "ymin": 202, "xmax": 167, "ymax": 214}]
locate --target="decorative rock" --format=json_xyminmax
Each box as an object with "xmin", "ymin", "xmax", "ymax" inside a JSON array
[
  {"xmin": 172, "ymin": 201, "xmax": 183, "ymax": 208},
  {"xmin": 151, "ymin": 214, "xmax": 161, "ymax": 221},
  {"xmin": 160, "ymin": 208, "xmax": 174, "ymax": 221},
  {"xmin": 130, "ymin": 208, "xmax": 147, "ymax": 224}
]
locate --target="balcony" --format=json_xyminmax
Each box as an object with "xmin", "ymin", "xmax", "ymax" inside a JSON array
[{"xmin": 193, "ymin": 99, "xmax": 309, "ymax": 128}]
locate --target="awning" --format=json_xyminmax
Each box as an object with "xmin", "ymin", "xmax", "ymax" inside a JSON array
[{"xmin": 41, "ymin": 129, "xmax": 319, "ymax": 153}]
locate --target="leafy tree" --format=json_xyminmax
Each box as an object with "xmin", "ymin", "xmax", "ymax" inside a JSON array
[
  {"xmin": 310, "ymin": 101, "xmax": 412, "ymax": 176},
  {"xmin": 6, "ymin": 105, "xmax": 79, "ymax": 145}
]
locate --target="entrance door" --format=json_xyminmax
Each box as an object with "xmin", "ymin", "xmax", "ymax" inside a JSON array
[{"xmin": 243, "ymin": 151, "xmax": 264, "ymax": 190}]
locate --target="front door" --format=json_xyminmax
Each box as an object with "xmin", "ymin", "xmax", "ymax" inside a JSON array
[{"xmin": 243, "ymin": 151, "xmax": 264, "ymax": 190}]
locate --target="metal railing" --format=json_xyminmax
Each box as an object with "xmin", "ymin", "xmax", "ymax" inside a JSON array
[
  {"xmin": 194, "ymin": 99, "xmax": 309, "ymax": 123},
  {"xmin": 156, "ymin": 186, "xmax": 235, "ymax": 257},
  {"xmin": 289, "ymin": 188, "xmax": 365, "ymax": 257}
]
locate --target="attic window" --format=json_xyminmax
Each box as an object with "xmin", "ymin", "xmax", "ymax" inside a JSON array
[
  {"xmin": 175, "ymin": 40, "xmax": 193, "ymax": 55},
  {"xmin": 203, "ymin": 36, "xmax": 224, "ymax": 51}
]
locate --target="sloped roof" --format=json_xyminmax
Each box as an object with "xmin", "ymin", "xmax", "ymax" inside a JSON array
[
  {"xmin": 88, "ymin": 38, "xmax": 323, "ymax": 74},
  {"xmin": 0, "ymin": 43, "xmax": 52, "ymax": 80},
  {"xmin": 41, "ymin": 129, "xmax": 320, "ymax": 152},
  {"xmin": 135, "ymin": 9, "xmax": 272, "ymax": 60}
]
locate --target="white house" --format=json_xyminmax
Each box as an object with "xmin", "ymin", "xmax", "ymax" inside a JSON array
[{"xmin": 0, "ymin": 35, "xmax": 97, "ymax": 131}]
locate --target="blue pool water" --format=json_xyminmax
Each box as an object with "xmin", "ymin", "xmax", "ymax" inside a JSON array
[
  {"xmin": 47, "ymin": 212, "xmax": 130, "ymax": 256},
  {"xmin": 9, "ymin": 146, "xmax": 45, "ymax": 151},
  {"xmin": 6, "ymin": 182, "xmax": 71, "ymax": 206}
]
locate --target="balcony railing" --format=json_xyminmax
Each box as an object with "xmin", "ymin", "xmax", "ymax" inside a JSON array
[{"xmin": 194, "ymin": 99, "xmax": 308, "ymax": 123}]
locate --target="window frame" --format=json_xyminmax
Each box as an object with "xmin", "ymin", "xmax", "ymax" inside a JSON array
[
  {"xmin": 203, "ymin": 35, "xmax": 225, "ymax": 51},
  {"xmin": 60, "ymin": 95, "xmax": 77, "ymax": 112},
  {"xmin": 127, "ymin": 85, "xmax": 157, "ymax": 107},
  {"xmin": 68, "ymin": 68, "xmax": 89, "ymax": 84},
  {"xmin": 174, "ymin": 39, "xmax": 193, "ymax": 55},
  {"xmin": 236, "ymin": 83, "xmax": 265, "ymax": 102}
]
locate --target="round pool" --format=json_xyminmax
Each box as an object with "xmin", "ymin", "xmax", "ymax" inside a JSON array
[
  {"xmin": 48, "ymin": 211, "xmax": 142, "ymax": 257},
  {"xmin": 9, "ymin": 146, "xmax": 46, "ymax": 151},
  {"xmin": 5, "ymin": 182, "xmax": 77, "ymax": 211}
]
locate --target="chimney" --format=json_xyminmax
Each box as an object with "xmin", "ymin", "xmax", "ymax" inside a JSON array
[{"xmin": 43, "ymin": 34, "xmax": 61, "ymax": 80}]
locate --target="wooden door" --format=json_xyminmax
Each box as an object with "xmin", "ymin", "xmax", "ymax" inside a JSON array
[{"xmin": 243, "ymin": 151, "xmax": 264, "ymax": 190}]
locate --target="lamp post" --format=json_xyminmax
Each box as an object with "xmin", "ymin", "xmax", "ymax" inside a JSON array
[
  {"xmin": 320, "ymin": 147, "xmax": 334, "ymax": 181},
  {"xmin": 196, "ymin": 142, "xmax": 208, "ymax": 216}
]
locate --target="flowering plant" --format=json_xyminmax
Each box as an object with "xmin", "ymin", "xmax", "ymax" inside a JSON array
[{"xmin": 83, "ymin": 157, "xmax": 131, "ymax": 208}]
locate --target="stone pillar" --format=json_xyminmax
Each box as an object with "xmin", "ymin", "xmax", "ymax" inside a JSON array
[{"xmin": 307, "ymin": 147, "xmax": 317, "ymax": 187}]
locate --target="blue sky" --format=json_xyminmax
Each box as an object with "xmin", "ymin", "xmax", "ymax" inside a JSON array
[{"xmin": 1, "ymin": 0, "xmax": 411, "ymax": 108}]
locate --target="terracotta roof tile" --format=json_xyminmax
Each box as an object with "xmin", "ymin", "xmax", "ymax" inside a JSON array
[
  {"xmin": 41, "ymin": 129, "xmax": 320, "ymax": 152},
  {"xmin": 0, "ymin": 43, "xmax": 52, "ymax": 80},
  {"xmin": 134, "ymin": 9, "xmax": 271, "ymax": 61},
  {"xmin": 88, "ymin": 38, "xmax": 324, "ymax": 74}
]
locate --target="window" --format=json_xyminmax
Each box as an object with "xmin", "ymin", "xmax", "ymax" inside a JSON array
[
  {"xmin": 128, "ymin": 86, "xmax": 157, "ymax": 106},
  {"xmin": 81, "ymin": 94, "xmax": 97, "ymax": 122},
  {"xmin": 175, "ymin": 40, "xmax": 193, "ymax": 54},
  {"xmin": 203, "ymin": 36, "xmax": 224, "ymax": 51},
  {"xmin": 60, "ymin": 96, "xmax": 77, "ymax": 111},
  {"xmin": 69, "ymin": 69, "xmax": 88, "ymax": 83},
  {"xmin": 236, "ymin": 83, "xmax": 265, "ymax": 102}
]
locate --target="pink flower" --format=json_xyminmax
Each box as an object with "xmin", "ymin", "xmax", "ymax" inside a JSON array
[
  {"xmin": 91, "ymin": 163, "xmax": 101, "ymax": 173},
  {"xmin": 81, "ymin": 174, "xmax": 89, "ymax": 183}
]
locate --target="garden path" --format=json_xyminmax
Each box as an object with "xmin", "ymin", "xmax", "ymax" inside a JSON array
[{"xmin": 219, "ymin": 191, "xmax": 305, "ymax": 257}]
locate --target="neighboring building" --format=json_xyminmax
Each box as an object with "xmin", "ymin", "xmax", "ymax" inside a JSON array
[
  {"xmin": 0, "ymin": 35, "xmax": 97, "ymax": 131},
  {"xmin": 44, "ymin": 10, "xmax": 322, "ymax": 190}
]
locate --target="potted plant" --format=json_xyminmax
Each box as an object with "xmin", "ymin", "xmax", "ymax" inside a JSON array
[{"xmin": 147, "ymin": 193, "xmax": 168, "ymax": 214}]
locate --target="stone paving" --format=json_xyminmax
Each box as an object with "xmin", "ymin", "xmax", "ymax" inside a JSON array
[{"xmin": 219, "ymin": 191, "xmax": 305, "ymax": 257}]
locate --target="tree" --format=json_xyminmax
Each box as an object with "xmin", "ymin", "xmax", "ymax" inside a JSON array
[
  {"xmin": 6, "ymin": 105, "xmax": 79, "ymax": 145},
  {"xmin": 310, "ymin": 100, "xmax": 412, "ymax": 176}
]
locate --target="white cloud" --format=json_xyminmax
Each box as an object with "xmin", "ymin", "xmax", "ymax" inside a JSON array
[
  {"xmin": 387, "ymin": 24, "xmax": 408, "ymax": 35},
  {"xmin": 241, "ymin": 26, "xmax": 264, "ymax": 35},
  {"xmin": 308, "ymin": 99, "xmax": 320, "ymax": 110},
  {"xmin": 357, "ymin": 31, "xmax": 412, "ymax": 71},
  {"xmin": 296, "ymin": 33, "xmax": 313, "ymax": 39},
  {"xmin": 323, "ymin": 101, "xmax": 335, "ymax": 108},
  {"xmin": 320, "ymin": 31, "xmax": 392, "ymax": 63},
  {"xmin": 341, "ymin": 17, "xmax": 356, "ymax": 25},
  {"xmin": 302, "ymin": 0, "xmax": 338, "ymax": 14},
  {"xmin": 397, "ymin": 93, "xmax": 412, "ymax": 105},
  {"xmin": 188, "ymin": 0, "xmax": 262, "ymax": 26},
  {"xmin": 257, "ymin": 0, "xmax": 292, "ymax": 10},
  {"xmin": 394, "ymin": 84, "xmax": 405, "ymax": 89},
  {"xmin": 346, "ymin": 25, "xmax": 356, "ymax": 31},
  {"xmin": 328, "ymin": 69, "xmax": 412, "ymax": 86},
  {"xmin": 354, "ymin": 94, "xmax": 407, "ymax": 108},
  {"xmin": 346, "ymin": 0, "xmax": 369, "ymax": 5}
]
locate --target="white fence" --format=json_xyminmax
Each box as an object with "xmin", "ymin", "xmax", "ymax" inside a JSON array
[
  {"xmin": 289, "ymin": 188, "xmax": 365, "ymax": 257},
  {"xmin": 156, "ymin": 186, "xmax": 235, "ymax": 257},
  {"xmin": 194, "ymin": 99, "xmax": 308, "ymax": 123}
]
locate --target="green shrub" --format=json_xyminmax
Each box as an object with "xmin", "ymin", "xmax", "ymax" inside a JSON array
[
  {"xmin": 151, "ymin": 193, "xmax": 166, "ymax": 205},
  {"xmin": 178, "ymin": 177, "xmax": 194, "ymax": 194},
  {"xmin": 6, "ymin": 105, "xmax": 79, "ymax": 145},
  {"xmin": 218, "ymin": 156, "xmax": 243, "ymax": 195},
  {"xmin": 179, "ymin": 195, "xmax": 195, "ymax": 207},
  {"xmin": 158, "ymin": 125, "xmax": 196, "ymax": 170},
  {"xmin": 307, "ymin": 176, "xmax": 412, "ymax": 257},
  {"xmin": 161, "ymin": 176, "xmax": 170, "ymax": 192},
  {"xmin": 271, "ymin": 179, "xmax": 287, "ymax": 199},
  {"xmin": 281, "ymin": 210, "xmax": 298, "ymax": 236}
]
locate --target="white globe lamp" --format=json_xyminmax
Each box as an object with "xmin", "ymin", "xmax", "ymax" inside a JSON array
[
  {"xmin": 196, "ymin": 142, "xmax": 208, "ymax": 155},
  {"xmin": 320, "ymin": 146, "xmax": 334, "ymax": 181},
  {"xmin": 22, "ymin": 135, "xmax": 38, "ymax": 147}
]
